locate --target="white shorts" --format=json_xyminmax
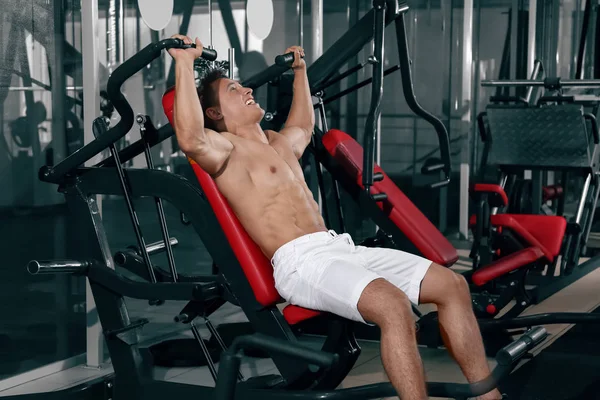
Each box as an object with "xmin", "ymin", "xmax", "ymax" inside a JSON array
[{"xmin": 271, "ymin": 230, "xmax": 432, "ymax": 324}]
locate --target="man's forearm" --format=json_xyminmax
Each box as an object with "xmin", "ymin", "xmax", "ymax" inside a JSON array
[
  {"xmin": 174, "ymin": 61, "xmax": 206, "ymax": 148},
  {"xmin": 286, "ymin": 69, "xmax": 315, "ymax": 136}
]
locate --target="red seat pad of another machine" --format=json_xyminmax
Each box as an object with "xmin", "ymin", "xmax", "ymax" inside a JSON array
[
  {"xmin": 471, "ymin": 246, "xmax": 545, "ymax": 286},
  {"xmin": 322, "ymin": 129, "xmax": 459, "ymax": 267},
  {"xmin": 162, "ymin": 87, "xmax": 322, "ymax": 324},
  {"xmin": 490, "ymin": 214, "xmax": 567, "ymax": 260}
]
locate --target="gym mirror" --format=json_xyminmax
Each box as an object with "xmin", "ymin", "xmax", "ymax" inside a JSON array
[
  {"xmin": 138, "ymin": 0, "xmax": 174, "ymax": 31},
  {"xmin": 246, "ymin": 0, "xmax": 274, "ymax": 40}
]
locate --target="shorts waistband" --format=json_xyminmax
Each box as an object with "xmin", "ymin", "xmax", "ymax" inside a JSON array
[{"xmin": 271, "ymin": 230, "xmax": 338, "ymax": 266}]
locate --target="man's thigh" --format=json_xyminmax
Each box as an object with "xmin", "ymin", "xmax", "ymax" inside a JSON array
[
  {"xmin": 354, "ymin": 245, "xmax": 433, "ymax": 305},
  {"xmin": 287, "ymin": 250, "xmax": 381, "ymax": 324}
]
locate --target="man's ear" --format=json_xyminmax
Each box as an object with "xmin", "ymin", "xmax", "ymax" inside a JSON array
[{"xmin": 205, "ymin": 107, "xmax": 222, "ymax": 122}]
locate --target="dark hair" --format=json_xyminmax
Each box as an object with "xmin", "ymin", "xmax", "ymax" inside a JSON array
[{"xmin": 197, "ymin": 68, "xmax": 227, "ymax": 130}]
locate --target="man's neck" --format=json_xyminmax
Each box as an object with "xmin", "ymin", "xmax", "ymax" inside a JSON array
[{"xmin": 231, "ymin": 123, "xmax": 268, "ymax": 143}]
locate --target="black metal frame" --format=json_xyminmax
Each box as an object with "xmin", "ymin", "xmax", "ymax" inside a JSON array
[
  {"xmin": 46, "ymin": 132, "xmax": 358, "ymax": 385},
  {"xmin": 26, "ymin": 257, "xmax": 547, "ymax": 400}
]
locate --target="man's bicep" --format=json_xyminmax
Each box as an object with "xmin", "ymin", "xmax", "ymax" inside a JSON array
[{"xmin": 280, "ymin": 126, "xmax": 311, "ymax": 159}]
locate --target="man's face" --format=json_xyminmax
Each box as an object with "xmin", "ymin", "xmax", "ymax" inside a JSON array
[{"xmin": 209, "ymin": 78, "xmax": 264, "ymax": 130}]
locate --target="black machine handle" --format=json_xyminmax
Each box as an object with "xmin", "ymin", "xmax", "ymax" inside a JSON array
[
  {"xmin": 39, "ymin": 39, "xmax": 217, "ymax": 184},
  {"xmin": 243, "ymin": 52, "xmax": 304, "ymax": 90}
]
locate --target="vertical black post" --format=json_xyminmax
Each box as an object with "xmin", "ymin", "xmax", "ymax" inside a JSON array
[
  {"xmin": 363, "ymin": 0, "xmax": 386, "ymax": 193},
  {"xmin": 594, "ymin": 5, "xmax": 600, "ymax": 79},
  {"xmin": 346, "ymin": 0, "xmax": 360, "ymax": 138},
  {"xmin": 576, "ymin": 0, "xmax": 592, "ymax": 79}
]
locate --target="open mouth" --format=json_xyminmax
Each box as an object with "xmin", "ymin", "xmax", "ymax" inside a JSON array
[{"xmin": 245, "ymin": 99, "xmax": 257, "ymax": 106}]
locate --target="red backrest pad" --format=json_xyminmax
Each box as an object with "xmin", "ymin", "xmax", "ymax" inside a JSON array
[
  {"xmin": 162, "ymin": 87, "xmax": 281, "ymax": 307},
  {"xmin": 322, "ymin": 129, "xmax": 459, "ymax": 267}
]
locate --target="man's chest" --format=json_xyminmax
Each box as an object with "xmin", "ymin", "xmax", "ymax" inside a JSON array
[{"xmin": 229, "ymin": 136, "xmax": 305, "ymax": 183}]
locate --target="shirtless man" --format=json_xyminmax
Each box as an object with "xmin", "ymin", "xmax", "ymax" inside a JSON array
[{"xmin": 168, "ymin": 35, "xmax": 503, "ymax": 400}]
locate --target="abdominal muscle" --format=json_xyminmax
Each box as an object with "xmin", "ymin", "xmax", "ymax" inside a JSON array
[
  {"xmin": 216, "ymin": 143, "xmax": 328, "ymax": 260},
  {"xmin": 238, "ymin": 181, "xmax": 327, "ymax": 259}
]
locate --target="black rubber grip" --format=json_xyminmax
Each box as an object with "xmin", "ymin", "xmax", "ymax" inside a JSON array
[
  {"xmin": 174, "ymin": 40, "xmax": 218, "ymax": 61},
  {"xmin": 275, "ymin": 52, "xmax": 304, "ymax": 67}
]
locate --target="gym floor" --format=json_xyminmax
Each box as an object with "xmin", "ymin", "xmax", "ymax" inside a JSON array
[{"xmin": 3, "ymin": 199, "xmax": 600, "ymax": 399}]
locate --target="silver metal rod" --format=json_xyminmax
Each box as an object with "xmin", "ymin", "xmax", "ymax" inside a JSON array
[
  {"xmin": 298, "ymin": 0, "xmax": 304, "ymax": 48},
  {"xmin": 3, "ymin": 85, "xmax": 154, "ymax": 91},
  {"xmin": 118, "ymin": 0, "xmax": 124, "ymax": 64},
  {"xmin": 525, "ymin": 60, "xmax": 543, "ymax": 103},
  {"xmin": 209, "ymin": 0, "xmax": 213, "ymax": 48},
  {"xmin": 108, "ymin": 0, "xmax": 118, "ymax": 71},
  {"xmin": 27, "ymin": 260, "xmax": 89, "ymax": 275},
  {"xmin": 145, "ymin": 237, "xmax": 179, "ymax": 256},
  {"xmin": 482, "ymin": 79, "xmax": 600, "ymax": 87},
  {"xmin": 228, "ymin": 48, "xmax": 235, "ymax": 79},
  {"xmin": 576, "ymin": 174, "xmax": 592, "ymax": 224}
]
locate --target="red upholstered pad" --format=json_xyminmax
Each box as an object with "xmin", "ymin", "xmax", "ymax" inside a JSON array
[
  {"xmin": 283, "ymin": 304, "xmax": 323, "ymax": 325},
  {"xmin": 162, "ymin": 88, "xmax": 321, "ymax": 322},
  {"xmin": 322, "ymin": 129, "xmax": 459, "ymax": 267},
  {"xmin": 490, "ymin": 214, "xmax": 566, "ymax": 260},
  {"xmin": 187, "ymin": 162, "xmax": 281, "ymax": 307},
  {"xmin": 471, "ymin": 184, "xmax": 509, "ymax": 208},
  {"xmin": 472, "ymin": 247, "xmax": 545, "ymax": 286}
]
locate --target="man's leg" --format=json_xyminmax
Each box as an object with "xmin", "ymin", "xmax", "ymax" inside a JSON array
[
  {"xmin": 419, "ymin": 263, "xmax": 502, "ymax": 400},
  {"xmin": 357, "ymin": 278, "xmax": 428, "ymax": 400}
]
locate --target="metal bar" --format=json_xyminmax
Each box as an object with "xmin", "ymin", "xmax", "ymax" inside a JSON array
[
  {"xmin": 191, "ymin": 322, "xmax": 218, "ymax": 383},
  {"xmin": 145, "ymin": 237, "xmax": 179, "ymax": 256},
  {"xmin": 576, "ymin": 173, "xmax": 592, "ymax": 224},
  {"xmin": 481, "ymin": 78, "xmax": 600, "ymax": 86},
  {"xmin": 138, "ymin": 117, "xmax": 178, "ymax": 282},
  {"xmin": 298, "ymin": 0, "xmax": 304, "ymax": 48},
  {"xmin": 524, "ymin": 59, "xmax": 543, "ymax": 103},
  {"xmin": 306, "ymin": 3, "xmax": 404, "ymax": 94},
  {"xmin": 81, "ymin": 0, "xmax": 103, "ymax": 368},
  {"xmin": 118, "ymin": 0, "xmax": 124, "ymax": 64},
  {"xmin": 28, "ymin": 260, "xmax": 89, "ymax": 275},
  {"xmin": 595, "ymin": 5, "xmax": 600, "ymax": 79},
  {"xmin": 166, "ymin": 0, "xmax": 195, "ymax": 87},
  {"xmin": 395, "ymin": 14, "xmax": 451, "ymax": 186},
  {"xmin": 217, "ymin": 0, "xmax": 243, "ymax": 66},
  {"xmin": 458, "ymin": 0, "xmax": 474, "ymax": 239},
  {"xmin": 228, "ymin": 48, "xmax": 235, "ymax": 79},
  {"xmin": 576, "ymin": 0, "xmax": 593, "ymax": 79},
  {"xmin": 92, "ymin": 118, "xmax": 158, "ymax": 286},
  {"xmin": 527, "ymin": 0, "xmax": 537, "ymax": 78},
  {"xmin": 318, "ymin": 62, "xmax": 367, "ymax": 92},
  {"xmin": 2, "ymin": 85, "xmax": 154, "ymax": 91},
  {"xmin": 363, "ymin": 0, "xmax": 386, "ymax": 191},
  {"xmin": 209, "ymin": 0, "xmax": 213, "ymax": 48},
  {"xmin": 323, "ymin": 65, "xmax": 400, "ymax": 105}
]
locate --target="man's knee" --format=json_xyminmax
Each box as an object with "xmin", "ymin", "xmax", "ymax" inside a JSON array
[
  {"xmin": 357, "ymin": 278, "xmax": 414, "ymax": 328},
  {"xmin": 445, "ymin": 271, "xmax": 471, "ymax": 303},
  {"xmin": 420, "ymin": 263, "xmax": 471, "ymax": 306}
]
